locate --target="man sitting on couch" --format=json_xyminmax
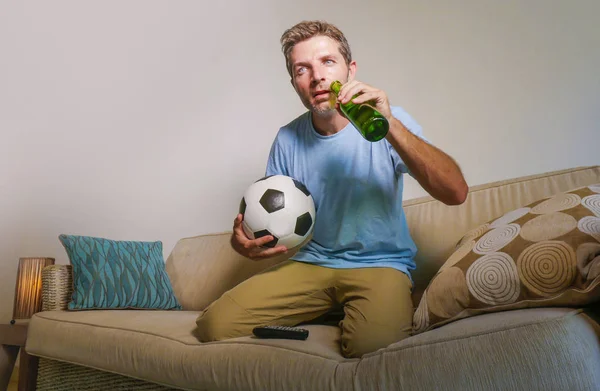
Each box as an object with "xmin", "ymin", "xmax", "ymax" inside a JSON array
[{"xmin": 195, "ymin": 20, "xmax": 468, "ymax": 358}]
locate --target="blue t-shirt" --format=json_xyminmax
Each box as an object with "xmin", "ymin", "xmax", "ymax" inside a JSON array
[{"xmin": 265, "ymin": 106, "xmax": 426, "ymax": 280}]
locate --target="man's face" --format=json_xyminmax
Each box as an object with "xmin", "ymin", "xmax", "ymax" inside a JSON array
[{"xmin": 289, "ymin": 35, "xmax": 356, "ymax": 116}]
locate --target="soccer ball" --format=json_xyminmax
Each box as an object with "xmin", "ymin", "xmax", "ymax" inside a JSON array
[{"xmin": 239, "ymin": 175, "xmax": 315, "ymax": 249}]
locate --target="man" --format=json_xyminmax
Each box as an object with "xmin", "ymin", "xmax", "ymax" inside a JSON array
[{"xmin": 195, "ymin": 20, "xmax": 468, "ymax": 358}]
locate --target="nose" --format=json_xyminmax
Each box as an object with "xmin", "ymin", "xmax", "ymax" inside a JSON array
[{"xmin": 311, "ymin": 66, "xmax": 326, "ymax": 85}]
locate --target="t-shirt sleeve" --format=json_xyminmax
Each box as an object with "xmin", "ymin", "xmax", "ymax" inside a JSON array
[
  {"xmin": 387, "ymin": 106, "xmax": 429, "ymax": 178},
  {"xmin": 265, "ymin": 133, "xmax": 290, "ymax": 177}
]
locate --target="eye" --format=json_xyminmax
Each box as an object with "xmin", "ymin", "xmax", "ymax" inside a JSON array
[
  {"xmin": 324, "ymin": 59, "xmax": 334, "ymax": 65},
  {"xmin": 296, "ymin": 66, "xmax": 306, "ymax": 75}
]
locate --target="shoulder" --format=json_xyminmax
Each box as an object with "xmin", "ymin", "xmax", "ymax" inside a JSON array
[
  {"xmin": 281, "ymin": 111, "xmax": 310, "ymax": 132},
  {"xmin": 389, "ymin": 105, "xmax": 424, "ymax": 138},
  {"xmin": 273, "ymin": 111, "xmax": 310, "ymax": 144},
  {"xmin": 390, "ymin": 105, "xmax": 420, "ymax": 127}
]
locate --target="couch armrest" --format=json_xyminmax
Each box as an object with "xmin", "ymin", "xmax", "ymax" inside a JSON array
[{"xmin": 41, "ymin": 265, "xmax": 73, "ymax": 311}]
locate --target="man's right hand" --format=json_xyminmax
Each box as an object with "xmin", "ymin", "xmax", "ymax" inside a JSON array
[{"xmin": 231, "ymin": 214, "xmax": 288, "ymax": 260}]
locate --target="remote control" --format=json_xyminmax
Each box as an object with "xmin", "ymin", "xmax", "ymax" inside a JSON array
[{"xmin": 252, "ymin": 325, "xmax": 309, "ymax": 340}]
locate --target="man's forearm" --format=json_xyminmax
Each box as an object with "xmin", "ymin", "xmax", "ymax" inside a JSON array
[{"xmin": 386, "ymin": 118, "xmax": 468, "ymax": 205}]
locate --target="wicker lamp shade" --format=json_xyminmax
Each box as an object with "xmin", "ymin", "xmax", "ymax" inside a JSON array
[{"xmin": 11, "ymin": 257, "xmax": 55, "ymax": 323}]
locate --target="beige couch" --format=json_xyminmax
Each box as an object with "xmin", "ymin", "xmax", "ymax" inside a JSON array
[{"xmin": 26, "ymin": 165, "xmax": 600, "ymax": 391}]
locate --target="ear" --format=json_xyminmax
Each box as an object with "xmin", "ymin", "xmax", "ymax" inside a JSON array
[{"xmin": 347, "ymin": 60, "xmax": 357, "ymax": 82}]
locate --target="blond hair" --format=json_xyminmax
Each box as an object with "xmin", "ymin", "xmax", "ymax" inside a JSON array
[{"xmin": 280, "ymin": 20, "xmax": 352, "ymax": 78}]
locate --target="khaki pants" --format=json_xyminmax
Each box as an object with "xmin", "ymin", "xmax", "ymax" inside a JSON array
[{"xmin": 195, "ymin": 260, "xmax": 414, "ymax": 358}]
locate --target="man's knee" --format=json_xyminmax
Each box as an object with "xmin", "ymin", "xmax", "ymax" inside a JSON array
[
  {"xmin": 195, "ymin": 308, "xmax": 230, "ymax": 342},
  {"xmin": 340, "ymin": 322, "xmax": 411, "ymax": 358},
  {"xmin": 195, "ymin": 294, "xmax": 259, "ymax": 342}
]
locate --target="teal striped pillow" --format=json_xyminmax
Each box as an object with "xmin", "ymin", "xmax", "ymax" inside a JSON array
[{"xmin": 59, "ymin": 234, "xmax": 181, "ymax": 310}]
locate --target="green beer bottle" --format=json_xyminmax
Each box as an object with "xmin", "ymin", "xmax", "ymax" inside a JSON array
[{"xmin": 330, "ymin": 80, "xmax": 389, "ymax": 142}]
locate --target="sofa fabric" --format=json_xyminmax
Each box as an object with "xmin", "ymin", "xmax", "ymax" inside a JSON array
[
  {"xmin": 26, "ymin": 307, "xmax": 600, "ymax": 390},
  {"xmin": 166, "ymin": 166, "xmax": 600, "ymax": 312},
  {"xmin": 413, "ymin": 183, "xmax": 600, "ymax": 333},
  {"xmin": 356, "ymin": 308, "xmax": 600, "ymax": 391},
  {"xmin": 404, "ymin": 165, "xmax": 600, "ymax": 306},
  {"xmin": 26, "ymin": 165, "xmax": 600, "ymax": 390},
  {"xmin": 27, "ymin": 310, "xmax": 353, "ymax": 391},
  {"xmin": 165, "ymin": 233, "xmax": 298, "ymax": 311}
]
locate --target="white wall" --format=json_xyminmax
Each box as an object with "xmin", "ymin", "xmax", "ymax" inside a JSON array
[{"xmin": 1, "ymin": 0, "xmax": 598, "ymax": 322}]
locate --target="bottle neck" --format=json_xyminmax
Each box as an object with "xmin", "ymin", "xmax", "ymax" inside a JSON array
[{"xmin": 330, "ymin": 80, "xmax": 342, "ymax": 96}]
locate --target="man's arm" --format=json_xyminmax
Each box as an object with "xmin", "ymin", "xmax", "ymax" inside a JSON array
[
  {"xmin": 385, "ymin": 118, "xmax": 468, "ymax": 205},
  {"xmin": 336, "ymin": 79, "xmax": 468, "ymax": 205},
  {"xmin": 230, "ymin": 135, "xmax": 290, "ymax": 260}
]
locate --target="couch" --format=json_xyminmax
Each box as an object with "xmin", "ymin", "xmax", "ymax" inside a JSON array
[{"xmin": 26, "ymin": 165, "xmax": 600, "ymax": 391}]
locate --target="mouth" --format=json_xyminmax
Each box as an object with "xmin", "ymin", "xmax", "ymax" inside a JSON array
[{"xmin": 312, "ymin": 90, "xmax": 330, "ymax": 99}]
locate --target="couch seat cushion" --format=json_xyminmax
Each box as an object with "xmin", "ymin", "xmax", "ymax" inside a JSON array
[
  {"xmin": 26, "ymin": 310, "xmax": 354, "ymax": 391},
  {"xmin": 356, "ymin": 307, "xmax": 600, "ymax": 391}
]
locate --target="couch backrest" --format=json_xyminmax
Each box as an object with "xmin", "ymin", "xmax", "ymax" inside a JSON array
[
  {"xmin": 404, "ymin": 165, "xmax": 600, "ymax": 305},
  {"xmin": 167, "ymin": 165, "xmax": 600, "ymax": 310}
]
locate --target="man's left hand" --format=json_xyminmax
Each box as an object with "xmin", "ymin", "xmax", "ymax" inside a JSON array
[{"xmin": 335, "ymin": 80, "xmax": 392, "ymax": 121}]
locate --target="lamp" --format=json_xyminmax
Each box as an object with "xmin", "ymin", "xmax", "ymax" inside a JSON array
[{"xmin": 10, "ymin": 257, "xmax": 55, "ymax": 324}]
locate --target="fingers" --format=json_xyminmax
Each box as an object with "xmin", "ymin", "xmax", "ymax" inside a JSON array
[
  {"xmin": 350, "ymin": 91, "xmax": 379, "ymax": 105},
  {"xmin": 337, "ymin": 80, "xmax": 360, "ymax": 103},
  {"xmin": 233, "ymin": 213, "xmax": 243, "ymax": 228},
  {"xmin": 251, "ymin": 245, "xmax": 288, "ymax": 259},
  {"xmin": 252, "ymin": 234, "xmax": 277, "ymax": 248},
  {"xmin": 233, "ymin": 214, "xmax": 246, "ymax": 236},
  {"xmin": 240, "ymin": 233, "xmax": 273, "ymax": 251},
  {"xmin": 232, "ymin": 213, "xmax": 289, "ymax": 259},
  {"xmin": 337, "ymin": 80, "xmax": 386, "ymax": 104},
  {"xmin": 336, "ymin": 80, "xmax": 391, "ymax": 119},
  {"xmin": 338, "ymin": 81, "xmax": 374, "ymax": 104},
  {"xmin": 243, "ymin": 234, "xmax": 289, "ymax": 259},
  {"xmin": 232, "ymin": 214, "xmax": 251, "ymax": 247},
  {"xmin": 250, "ymin": 246, "xmax": 287, "ymax": 259}
]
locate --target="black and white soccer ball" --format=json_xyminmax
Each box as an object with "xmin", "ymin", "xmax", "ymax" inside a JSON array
[{"xmin": 239, "ymin": 175, "xmax": 315, "ymax": 249}]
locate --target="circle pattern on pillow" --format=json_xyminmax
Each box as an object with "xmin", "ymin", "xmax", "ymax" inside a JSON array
[
  {"xmin": 531, "ymin": 194, "xmax": 581, "ymax": 214},
  {"xmin": 456, "ymin": 224, "xmax": 490, "ymax": 248},
  {"xmin": 516, "ymin": 241, "xmax": 576, "ymax": 297},
  {"xmin": 490, "ymin": 208, "xmax": 531, "ymax": 229},
  {"xmin": 473, "ymin": 224, "xmax": 520, "ymax": 254},
  {"xmin": 413, "ymin": 182, "xmax": 600, "ymax": 335},
  {"xmin": 520, "ymin": 212, "xmax": 578, "ymax": 242},
  {"xmin": 578, "ymin": 216, "xmax": 600, "ymax": 242},
  {"xmin": 582, "ymin": 195, "xmax": 600, "ymax": 217},
  {"xmin": 466, "ymin": 252, "xmax": 520, "ymax": 305}
]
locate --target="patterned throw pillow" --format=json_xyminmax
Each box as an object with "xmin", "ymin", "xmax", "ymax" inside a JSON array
[
  {"xmin": 413, "ymin": 184, "xmax": 600, "ymax": 334},
  {"xmin": 59, "ymin": 234, "xmax": 182, "ymax": 310}
]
